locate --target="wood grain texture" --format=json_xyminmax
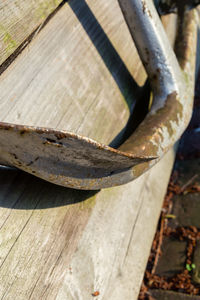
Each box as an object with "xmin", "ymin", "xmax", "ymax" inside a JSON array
[
  {"xmin": 0, "ymin": 148, "xmax": 176, "ymax": 300},
  {"xmin": 0, "ymin": 0, "xmax": 63, "ymax": 66},
  {"xmin": 0, "ymin": 168, "xmax": 97, "ymax": 300},
  {"xmin": 0, "ymin": 0, "xmax": 146, "ymax": 146},
  {"xmin": 56, "ymin": 149, "xmax": 176, "ymax": 300}
]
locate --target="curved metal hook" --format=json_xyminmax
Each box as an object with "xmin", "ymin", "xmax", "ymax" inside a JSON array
[
  {"xmin": 0, "ymin": 1, "xmax": 198, "ymax": 189},
  {"xmin": 118, "ymin": 0, "xmax": 194, "ymax": 157}
]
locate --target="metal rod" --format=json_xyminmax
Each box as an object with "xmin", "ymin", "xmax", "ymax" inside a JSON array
[{"xmin": 118, "ymin": 0, "xmax": 184, "ymax": 109}]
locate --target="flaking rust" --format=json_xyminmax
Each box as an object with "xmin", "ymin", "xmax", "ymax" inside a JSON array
[{"xmin": 0, "ymin": 1, "xmax": 198, "ymax": 190}]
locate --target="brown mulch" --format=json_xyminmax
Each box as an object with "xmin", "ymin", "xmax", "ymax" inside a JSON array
[{"xmin": 138, "ymin": 174, "xmax": 200, "ymax": 300}]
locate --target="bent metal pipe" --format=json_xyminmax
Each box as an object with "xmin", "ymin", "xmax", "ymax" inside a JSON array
[{"xmin": 0, "ymin": 1, "xmax": 198, "ymax": 190}]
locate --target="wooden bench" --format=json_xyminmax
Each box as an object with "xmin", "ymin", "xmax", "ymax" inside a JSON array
[{"xmin": 0, "ymin": 1, "xmax": 199, "ymax": 299}]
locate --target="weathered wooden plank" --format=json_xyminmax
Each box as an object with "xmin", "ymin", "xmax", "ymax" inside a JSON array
[
  {"xmin": 0, "ymin": 0, "xmax": 146, "ymax": 146},
  {"xmin": 0, "ymin": 0, "xmax": 63, "ymax": 66},
  {"xmin": 55, "ymin": 149, "xmax": 176, "ymax": 300},
  {"xmin": 0, "ymin": 168, "xmax": 97, "ymax": 299},
  {"xmin": 0, "ymin": 147, "xmax": 176, "ymax": 300}
]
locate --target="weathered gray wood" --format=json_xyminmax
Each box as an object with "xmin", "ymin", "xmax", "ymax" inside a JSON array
[
  {"xmin": 0, "ymin": 0, "xmax": 148, "ymax": 146},
  {"xmin": 0, "ymin": 0, "xmax": 63, "ymax": 65},
  {"xmin": 0, "ymin": 167, "xmax": 97, "ymax": 299},
  {"xmin": 0, "ymin": 148, "xmax": 176, "ymax": 300},
  {"xmin": 56, "ymin": 149, "xmax": 176, "ymax": 300}
]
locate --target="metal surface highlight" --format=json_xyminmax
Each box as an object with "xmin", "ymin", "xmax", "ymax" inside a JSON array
[{"xmin": 0, "ymin": 1, "xmax": 198, "ymax": 189}]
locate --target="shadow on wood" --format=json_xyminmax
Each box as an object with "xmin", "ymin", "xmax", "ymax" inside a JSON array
[
  {"xmin": 69, "ymin": 0, "xmax": 141, "ymax": 112},
  {"xmin": 0, "ymin": 166, "xmax": 98, "ymax": 210},
  {"xmin": 69, "ymin": 0, "xmax": 151, "ymax": 148}
]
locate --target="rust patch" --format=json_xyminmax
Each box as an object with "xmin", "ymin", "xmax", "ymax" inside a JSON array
[
  {"xmin": 141, "ymin": 0, "xmax": 152, "ymax": 17},
  {"xmin": 54, "ymin": 133, "xmax": 66, "ymax": 140},
  {"xmin": 132, "ymin": 160, "xmax": 151, "ymax": 178},
  {"xmin": 120, "ymin": 92, "xmax": 183, "ymax": 157},
  {"xmin": 92, "ymin": 291, "xmax": 100, "ymax": 297}
]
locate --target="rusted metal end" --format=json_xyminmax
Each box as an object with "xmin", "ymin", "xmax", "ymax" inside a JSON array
[
  {"xmin": 0, "ymin": 3, "xmax": 198, "ymax": 190},
  {"xmin": 0, "ymin": 123, "xmax": 155, "ymax": 190}
]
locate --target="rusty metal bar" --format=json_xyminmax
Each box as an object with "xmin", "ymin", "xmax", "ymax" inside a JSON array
[{"xmin": 0, "ymin": 1, "xmax": 198, "ymax": 189}]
